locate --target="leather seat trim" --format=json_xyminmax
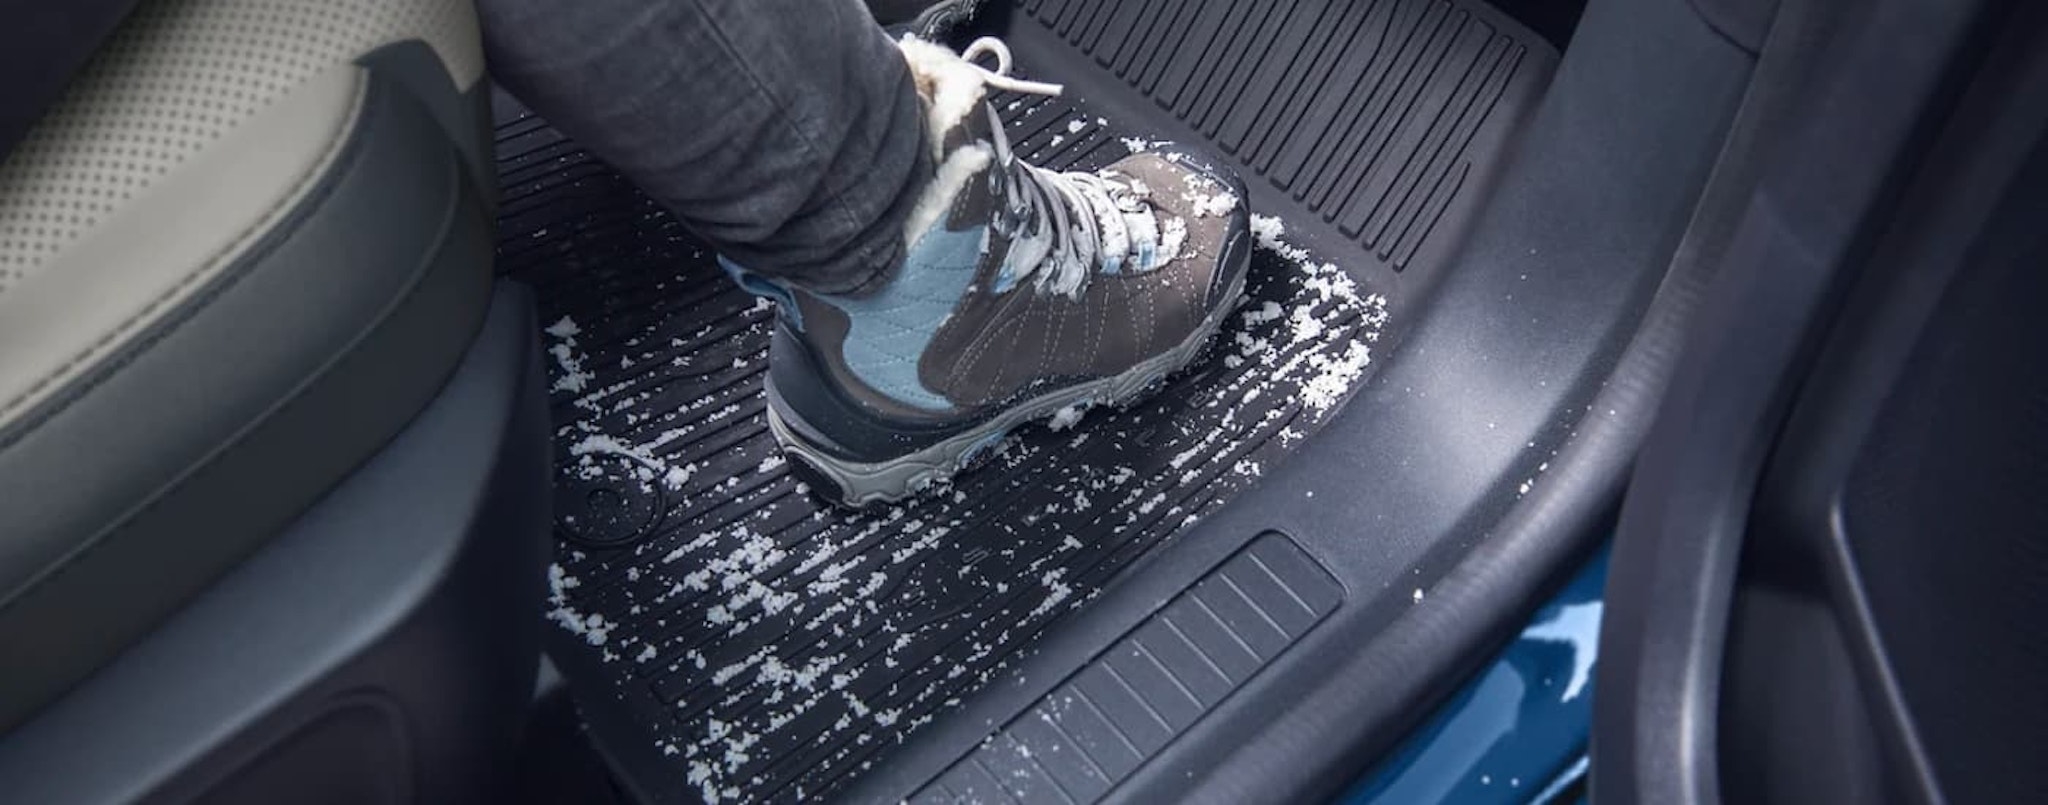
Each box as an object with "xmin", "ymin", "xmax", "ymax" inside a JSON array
[
  {"xmin": 0, "ymin": 61, "xmax": 494, "ymax": 732},
  {"xmin": 0, "ymin": 72, "xmax": 368, "ymax": 444}
]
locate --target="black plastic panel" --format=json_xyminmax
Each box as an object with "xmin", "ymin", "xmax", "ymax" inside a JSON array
[
  {"xmin": 0, "ymin": 287, "xmax": 551, "ymax": 804},
  {"xmin": 910, "ymin": 534, "xmax": 1340, "ymax": 804},
  {"xmin": 1728, "ymin": 39, "xmax": 2048, "ymax": 799},
  {"xmin": 1594, "ymin": 0, "xmax": 2034, "ymax": 802},
  {"xmin": 1833, "ymin": 200, "xmax": 2048, "ymax": 805}
]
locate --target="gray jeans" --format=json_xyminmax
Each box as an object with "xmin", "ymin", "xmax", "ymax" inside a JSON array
[{"xmin": 477, "ymin": 0, "xmax": 932, "ymax": 295}]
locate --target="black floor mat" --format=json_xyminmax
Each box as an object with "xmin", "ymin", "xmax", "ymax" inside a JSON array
[{"xmin": 494, "ymin": 0, "xmax": 1551, "ymax": 801}]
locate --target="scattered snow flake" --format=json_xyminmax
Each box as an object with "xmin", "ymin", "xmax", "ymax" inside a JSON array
[
  {"xmin": 1159, "ymin": 216, "xmax": 1188, "ymax": 263},
  {"xmin": 1249, "ymin": 214, "xmax": 1287, "ymax": 247},
  {"xmin": 544, "ymin": 564, "xmax": 611, "ymax": 645},
  {"xmin": 1029, "ymin": 569, "xmax": 1075, "ymax": 619},
  {"xmin": 544, "ymin": 316, "xmax": 581, "ymax": 338},
  {"xmin": 548, "ymin": 343, "xmax": 593, "ymax": 394},
  {"xmin": 1188, "ymin": 189, "xmax": 1238, "ymax": 218},
  {"xmin": 1242, "ymin": 300, "xmax": 1285, "ymax": 324},
  {"xmin": 1301, "ymin": 339, "xmax": 1375, "ymax": 413},
  {"xmin": 1048, "ymin": 403, "xmax": 1088, "ymax": 432}
]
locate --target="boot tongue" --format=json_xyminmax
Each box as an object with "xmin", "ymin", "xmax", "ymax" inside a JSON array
[
  {"xmin": 898, "ymin": 36, "xmax": 1072, "ymax": 248},
  {"xmin": 900, "ymin": 36, "xmax": 1176, "ymax": 292},
  {"xmin": 921, "ymin": 91, "xmax": 1175, "ymax": 295},
  {"xmin": 924, "ymin": 103, "xmax": 1008, "ymax": 238},
  {"xmin": 939, "ymin": 93, "xmax": 1004, "ymax": 154}
]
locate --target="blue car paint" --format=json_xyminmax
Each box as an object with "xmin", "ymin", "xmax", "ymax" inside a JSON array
[{"xmin": 1339, "ymin": 545, "xmax": 1610, "ymax": 805}]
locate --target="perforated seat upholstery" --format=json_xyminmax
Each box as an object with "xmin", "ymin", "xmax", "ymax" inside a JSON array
[{"xmin": 0, "ymin": 0, "xmax": 497, "ymax": 730}]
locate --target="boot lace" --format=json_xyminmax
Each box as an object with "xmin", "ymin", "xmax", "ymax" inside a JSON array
[{"xmin": 958, "ymin": 38, "xmax": 1184, "ymax": 297}]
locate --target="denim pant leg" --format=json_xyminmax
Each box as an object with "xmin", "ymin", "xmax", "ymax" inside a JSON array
[{"xmin": 477, "ymin": 0, "xmax": 930, "ymax": 294}]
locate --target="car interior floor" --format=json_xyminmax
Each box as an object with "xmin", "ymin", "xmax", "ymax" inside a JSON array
[{"xmin": 489, "ymin": 0, "xmax": 1648, "ymax": 800}]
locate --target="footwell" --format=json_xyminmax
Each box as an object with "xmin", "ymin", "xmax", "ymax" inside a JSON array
[{"xmin": 497, "ymin": 102, "xmax": 1386, "ymax": 802}]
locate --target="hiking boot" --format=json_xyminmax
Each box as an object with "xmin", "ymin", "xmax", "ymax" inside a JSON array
[{"xmin": 751, "ymin": 37, "xmax": 1252, "ymax": 506}]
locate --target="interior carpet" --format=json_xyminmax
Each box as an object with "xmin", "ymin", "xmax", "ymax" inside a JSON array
[{"xmin": 493, "ymin": 0, "xmax": 1552, "ymax": 800}]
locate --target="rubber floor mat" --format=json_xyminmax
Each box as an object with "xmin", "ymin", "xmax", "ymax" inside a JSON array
[{"xmin": 494, "ymin": 0, "xmax": 1550, "ymax": 800}]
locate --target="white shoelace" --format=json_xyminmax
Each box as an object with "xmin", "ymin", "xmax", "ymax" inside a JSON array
[
  {"xmin": 957, "ymin": 37, "xmax": 1066, "ymax": 96},
  {"xmin": 958, "ymin": 38, "xmax": 1181, "ymax": 297}
]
